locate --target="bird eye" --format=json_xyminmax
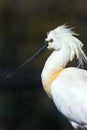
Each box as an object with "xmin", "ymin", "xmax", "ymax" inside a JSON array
[{"xmin": 49, "ymin": 39, "xmax": 53, "ymax": 43}]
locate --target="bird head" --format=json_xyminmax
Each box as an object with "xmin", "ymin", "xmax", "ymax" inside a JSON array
[
  {"xmin": 46, "ymin": 24, "xmax": 79, "ymax": 50},
  {"xmin": 45, "ymin": 24, "xmax": 87, "ymax": 67}
]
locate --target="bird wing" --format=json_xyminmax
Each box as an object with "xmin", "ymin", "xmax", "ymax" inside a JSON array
[{"xmin": 51, "ymin": 67, "xmax": 87, "ymax": 125}]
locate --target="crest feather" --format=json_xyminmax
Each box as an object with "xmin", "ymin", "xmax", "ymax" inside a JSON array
[
  {"xmin": 54, "ymin": 24, "xmax": 79, "ymax": 36},
  {"xmin": 54, "ymin": 24, "xmax": 87, "ymax": 68}
]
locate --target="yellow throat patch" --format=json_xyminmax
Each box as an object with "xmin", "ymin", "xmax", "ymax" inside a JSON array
[{"xmin": 43, "ymin": 68, "xmax": 63, "ymax": 97}]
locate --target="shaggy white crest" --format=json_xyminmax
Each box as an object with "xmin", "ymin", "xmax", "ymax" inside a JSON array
[{"xmin": 46, "ymin": 24, "xmax": 87, "ymax": 68}]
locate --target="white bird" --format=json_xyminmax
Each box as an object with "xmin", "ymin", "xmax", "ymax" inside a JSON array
[
  {"xmin": 41, "ymin": 24, "xmax": 87, "ymax": 129},
  {"xmin": 5, "ymin": 24, "xmax": 87, "ymax": 129}
]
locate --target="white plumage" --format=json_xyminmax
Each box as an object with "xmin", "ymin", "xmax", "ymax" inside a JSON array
[{"xmin": 41, "ymin": 24, "xmax": 87, "ymax": 129}]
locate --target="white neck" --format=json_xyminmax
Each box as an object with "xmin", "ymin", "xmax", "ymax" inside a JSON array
[
  {"xmin": 42, "ymin": 45, "xmax": 71, "ymax": 77},
  {"xmin": 41, "ymin": 45, "xmax": 71, "ymax": 96}
]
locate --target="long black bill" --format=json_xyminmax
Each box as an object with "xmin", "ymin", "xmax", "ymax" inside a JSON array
[{"xmin": 4, "ymin": 41, "xmax": 48, "ymax": 83}]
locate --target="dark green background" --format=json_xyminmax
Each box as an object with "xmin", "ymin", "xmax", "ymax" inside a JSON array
[{"xmin": 0, "ymin": 0, "xmax": 87, "ymax": 130}]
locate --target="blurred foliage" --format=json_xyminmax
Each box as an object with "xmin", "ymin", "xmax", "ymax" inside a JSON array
[{"xmin": 0, "ymin": 0, "xmax": 87, "ymax": 130}]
